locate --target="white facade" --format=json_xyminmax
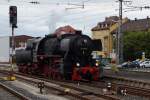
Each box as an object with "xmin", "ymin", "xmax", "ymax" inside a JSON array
[{"xmin": 0, "ymin": 36, "xmax": 10, "ymax": 63}]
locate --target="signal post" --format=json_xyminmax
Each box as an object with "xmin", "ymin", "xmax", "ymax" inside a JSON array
[{"xmin": 8, "ymin": 6, "xmax": 17, "ymax": 81}]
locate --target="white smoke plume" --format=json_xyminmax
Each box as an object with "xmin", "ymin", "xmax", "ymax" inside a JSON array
[{"xmin": 48, "ymin": 9, "xmax": 66, "ymax": 34}]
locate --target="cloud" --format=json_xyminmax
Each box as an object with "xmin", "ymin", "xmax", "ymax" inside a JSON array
[{"xmin": 0, "ymin": 0, "xmax": 150, "ymax": 37}]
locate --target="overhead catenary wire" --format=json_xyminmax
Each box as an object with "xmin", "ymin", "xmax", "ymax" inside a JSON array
[
  {"xmin": 124, "ymin": 5, "xmax": 150, "ymax": 12},
  {"xmin": 2, "ymin": 0, "xmax": 150, "ymax": 35}
]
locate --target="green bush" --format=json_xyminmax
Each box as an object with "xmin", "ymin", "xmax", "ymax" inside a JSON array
[{"xmin": 123, "ymin": 31, "xmax": 150, "ymax": 61}]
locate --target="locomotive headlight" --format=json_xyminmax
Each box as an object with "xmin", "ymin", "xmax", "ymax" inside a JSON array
[
  {"xmin": 76, "ymin": 63, "xmax": 80, "ymax": 67},
  {"xmin": 95, "ymin": 63, "xmax": 99, "ymax": 66}
]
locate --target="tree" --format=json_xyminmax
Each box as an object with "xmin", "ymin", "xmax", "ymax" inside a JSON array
[{"xmin": 123, "ymin": 31, "xmax": 150, "ymax": 61}]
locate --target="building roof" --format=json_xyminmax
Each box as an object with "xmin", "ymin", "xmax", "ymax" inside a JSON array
[
  {"xmin": 92, "ymin": 22, "xmax": 116, "ymax": 31},
  {"xmin": 121, "ymin": 17, "xmax": 150, "ymax": 32},
  {"xmin": 10, "ymin": 35, "xmax": 33, "ymax": 48},
  {"xmin": 105, "ymin": 16, "xmax": 119, "ymax": 22},
  {"xmin": 13, "ymin": 35, "xmax": 33, "ymax": 40},
  {"xmin": 91, "ymin": 16, "xmax": 119, "ymax": 31},
  {"xmin": 10, "ymin": 35, "xmax": 33, "ymax": 42},
  {"xmin": 92, "ymin": 16, "xmax": 150, "ymax": 33}
]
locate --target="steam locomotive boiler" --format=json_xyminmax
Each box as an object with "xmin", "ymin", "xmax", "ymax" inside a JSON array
[{"xmin": 16, "ymin": 31, "xmax": 102, "ymax": 81}]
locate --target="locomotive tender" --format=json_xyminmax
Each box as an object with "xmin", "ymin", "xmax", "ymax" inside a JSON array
[{"xmin": 16, "ymin": 31, "xmax": 102, "ymax": 81}]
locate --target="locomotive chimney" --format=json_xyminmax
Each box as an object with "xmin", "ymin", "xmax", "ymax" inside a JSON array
[
  {"xmin": 147, "ymin": 16, "xmax": 149, "ymax": 19},
  {"xmin": 75, "ymin": 30, "xmax": 82, "ymax": 35}
]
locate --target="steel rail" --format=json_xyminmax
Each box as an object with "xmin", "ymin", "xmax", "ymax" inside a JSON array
[
  {"xmin": 103, "ymin": 75, "xmax": 150, "ymax": 97},
  {"xmin": 0, "ymin": 82, "xmax": 29, "ymax": 100},
  {"xmin": 15, "ymin": 74, "xmax": 119, "ymax": 100},
  {"xmin": 0, "ymin": 70, "xmax": 119, "ymax": 100}
]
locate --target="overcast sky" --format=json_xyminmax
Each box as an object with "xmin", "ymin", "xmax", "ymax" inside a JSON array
[{"xmin": 0, "ymin": 0, "xmax": 150, "ymax": 37}]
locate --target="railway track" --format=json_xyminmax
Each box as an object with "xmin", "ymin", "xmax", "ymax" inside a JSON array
[
  {"xmin": 58, "ymin": 75, "xmax": 150, "ymax": 98},
  {"xmin": 16, "ymin": 74, "xmax": 120, "ymax": 100},
  {"xmin": 103, "ymin": 75, "xmax": 150, "ymax": 98},
  {"xmin": 74, "ymin": 78, "xmax": 150, "ymax": 98},
  {"xmin": 1, "ymin": 69, "xmax": 150, "ymax": 99},
  {"xmin": 0, "ymin": 70, "xmax": 119, "ymax": 100},
  {"xmin": 0, "ymin": 81, "xmax": 29, "ymax": 100},
  {"xmin": 14, "ymin": 73, "xmax": 150, "ymax": 99}
]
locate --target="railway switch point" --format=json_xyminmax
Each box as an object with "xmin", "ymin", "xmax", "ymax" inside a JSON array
[
  {"xmin": 122, "ymin": 89, "xmax": 127, "ymax": 96},
  {"xmin": 2, "ymin": 76, "xmax": 16, "ymax": 81},
  {"xmin": 10, "ymin": 76, "xmax": 16, "ymax": 81},
  {"xmin": 102, "ymin": 88, "xmax": 107, "ymax": 94},
  {"xmin": 64, "ymin": 88, "xmax": 70, "ymax": 94},
  {"xmin": 37, "ymin": 82, "xmax": 45, "ymax": 94},
  {"xmin": 77, "ymin": 82, "xmax": 80, "ymax": 86}
]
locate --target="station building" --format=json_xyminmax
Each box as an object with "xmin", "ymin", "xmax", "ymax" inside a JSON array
[
  {"xmin": 10, "ymin": 35, "xmax": 33, "ymax": 50},
  {"xmin": 0, "ymin": 35, "xmax": 33, "ymax": 63},
  {"xmin": 91, "ymin": 16, "xmax": 128, "ymax": 59},
  {"xmin": 91, "ymin": 16, "xmax": 150, "ymax": 59}
]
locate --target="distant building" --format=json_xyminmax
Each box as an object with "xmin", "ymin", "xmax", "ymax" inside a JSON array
[
  {"xmin": 121, "ymin": 17, "xmax": 150, "ymax": 32},
  {"xmin": 10, "ymin": 35, "xmax": 33, "ymax": 50},
  {"xmin": 0, "ymin": 36, "xmax": 10, "ymax": 63},
  {"xmin": 0, "ymin": 35, "xmax": 33, "ymax": 63},
  {"xmin": 91, "ymin": 16, "xmax": 128, "ymax": 58},
  {"xmin": 92, "ymin": 16, "xmax": 150, "ymax": 59}
]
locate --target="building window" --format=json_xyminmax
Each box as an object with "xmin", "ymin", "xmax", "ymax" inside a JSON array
[
  {"xmin": 104, "ymin": 36, "xmax": 108, "ymax": 51},
  {"xmin": 19, "ymin": 42, "xmax": 25, "ymax": 47},
  {"xmin": 105, "ymin": 24, "xmax": 108, "ymax": 28}
]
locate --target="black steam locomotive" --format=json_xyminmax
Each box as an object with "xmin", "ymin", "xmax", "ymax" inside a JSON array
[{"xmin": 16, "ymin": 31, "xmax": 102, "ymax": 81}]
